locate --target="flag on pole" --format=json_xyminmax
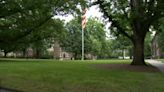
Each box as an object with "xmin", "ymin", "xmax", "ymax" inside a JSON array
[
  {"xmin": 81, "ymin": 8, "xmax": 87, "ymax": 60},
  {"xmin": 82, "ymin": 9, "xmax": 87, "ymax": 29}
]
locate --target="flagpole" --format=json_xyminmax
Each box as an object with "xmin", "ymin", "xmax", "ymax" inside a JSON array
[
  {"xmin": 82, "ymin": 28, "xmax": 84, "ymax": 60},
  {"xmin": 81, "ymin": 8, "xmax": 87, "ymax": 61}
]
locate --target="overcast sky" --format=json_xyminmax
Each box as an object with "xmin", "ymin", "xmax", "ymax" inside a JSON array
[
  {"xmin": 54, "ymin": 6, "xmax": 112, "ymax": 39},
  {"xmin": 54, "ymin": 6, "xmax": 103, "ymax": 22}
]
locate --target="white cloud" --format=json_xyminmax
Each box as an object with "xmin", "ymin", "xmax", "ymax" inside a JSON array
[
  {"xmin": 54, "ymin": 5, "xmax": 103, "ymax": 23},
  {"xmin": 54, "ymin": 15, "xmax": 74, "ymax": 23},
  {"xmin": 86, "ymin": 6, "xmax": 103, "ymax": 19}
]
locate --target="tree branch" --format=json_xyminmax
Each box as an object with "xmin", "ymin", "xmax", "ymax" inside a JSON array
[
  {"xmin": 96, "ymin": 0, "xmax": 133, "ymax": 41},
  {"xmin": 15, "ymin": 15, "xmax": 53, "ymax": 42},
  {"xmin": 0, "ymin": 15, "xmax": 53, "ymax": 44},
  {"xmin": 122, "ymin": 8, "xmax": 129, "ymax": 21},
  {"xmin": 147, "ymin": 0, "xmax": 164, "ymax": 25},
  {"xmin": 0, "ymin": 5, "xmax": 35, "ymax": 19}
]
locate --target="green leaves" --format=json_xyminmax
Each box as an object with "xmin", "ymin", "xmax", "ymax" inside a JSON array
[
  {"xmin": 0, "ymin": 0, "xmax": 87, "ymax": 43},
  {"xmin": 157, "ymin": 18, "xmax": 164, "ymax": 51},
  {"xmin": 61, "ymin": 17, "xmax": 106, "ymax": 59},
  {"xmin": 0, "ymin": 0, "xmax": 88, "ymax": 55}
]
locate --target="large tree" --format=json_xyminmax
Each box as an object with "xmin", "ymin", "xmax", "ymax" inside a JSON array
[
  {"xmin": 0, "ymin": 0, "xmax": 87, "ymax": 45},
  {"xmin": 93, "ymin": 0, "xmax": 164, "ymax": 65},
  {"xmin": 0, "ymin": 0, "xmax": 87, "ymax": 56},
  {"xmin": 23, "ymin": 19, "xmax": 66, "ymax": 58}
]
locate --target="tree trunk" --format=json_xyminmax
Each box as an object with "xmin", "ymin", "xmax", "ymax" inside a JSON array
[
  {"xmin": 4, "ymin": 51, "xmax": 7, "ymax": 58},
  {"xmin": 74, "ymin": 53, "xmax": 78, "ymax": 60},
  {"xmin": 122, "ymin": 49, "xmax": 125, "ymax": 59},
  {"xmin": 35, "ymin": 49, "xmax": 40, "ymax": 59},
  {"xmin": 130, "ymin": 14, "xmax": 150, "ymax": 65},
  {"xmin": 23, "ymin": 49, "xmax": 26, "ymax": 58},
  {"xmin": 129, "ymin": 48, "xmax": 133, "ymax": 59},
  {"xmin": 131, "ymin": 31, "xmax": 147, "ymax": 65}
]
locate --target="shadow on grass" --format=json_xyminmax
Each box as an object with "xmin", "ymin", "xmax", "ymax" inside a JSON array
[
  {"xmin": 0, "ymin": 87, "xmax": 22, "ymax": 92},
  {"xmin": 0, "ymin": 59, "xmax": 35, "ymax": 63},
  {"xmin": 0, "ymin": 58, "xmax": 56, "ymax": 63},
  {"xmin": 93, "ymin": 63, "xmax": 161, "ymax": 73}
]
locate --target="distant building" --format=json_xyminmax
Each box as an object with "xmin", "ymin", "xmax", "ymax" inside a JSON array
[
  {"xmin": 0, "ymin": 41, "xmax": 96, "ymax": 60},
  {"xmin": 0, "ymin": 50, "xmax": 4, "ymax": 57},
  {"xmin": 152, "ymin": 33, "xmax": 164, "ymax": 58},
  {"xmin": 53, "ymin": 41, "xmax": 73, "ymax": 60},
  {"xmin": 52, "ymin": 41, "xmax": 97, "ymax": 60},
  {"xmin": 26, "ymin": 48, "xmax": 34, "ymax": 58},
  {"xmin": 85, "ymin": 53, "xmax": 97, "ymax": 60}
]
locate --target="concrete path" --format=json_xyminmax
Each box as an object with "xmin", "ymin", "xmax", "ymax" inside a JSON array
[{"xmin": 146, "ymin": 59, "xmax": 164, "ymax": 72}]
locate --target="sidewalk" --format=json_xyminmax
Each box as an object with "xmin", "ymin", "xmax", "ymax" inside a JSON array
[{"xmin": 146, "ymin": 59, "xmax": 164, "ymax": 72}]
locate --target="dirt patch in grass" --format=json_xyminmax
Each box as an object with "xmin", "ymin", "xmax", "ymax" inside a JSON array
[{"xmin": 94, "ymin": 64, "xmax": 160, "ymax": 73}]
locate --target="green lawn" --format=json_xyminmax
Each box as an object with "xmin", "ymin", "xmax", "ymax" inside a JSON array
[{"xmin": 0, "ymin": 59, "xmax": 164, "ymax": 92}]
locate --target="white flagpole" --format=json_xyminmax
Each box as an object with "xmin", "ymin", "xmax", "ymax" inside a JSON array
[
  {"xmin": 81, "ymin": 9, "xmax": 87, "ymax": 61},
  {"xmin": 82, "ymin": 28, "xmax": 84, "ymax": 60}
]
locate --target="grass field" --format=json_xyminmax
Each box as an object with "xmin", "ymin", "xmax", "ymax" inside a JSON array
[{"xmin": 0, "ymin": 59, "xmax": 164, "ymax": 92}]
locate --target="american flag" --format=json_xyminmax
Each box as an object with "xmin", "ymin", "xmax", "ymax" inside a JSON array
[{"xmin": 82, "ymin": 9, "xmax": 87, "ymax": 29}]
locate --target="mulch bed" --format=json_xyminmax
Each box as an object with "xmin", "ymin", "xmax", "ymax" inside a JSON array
[{"xmin": 94, "ymin": 64, "xmax": 161, "ymax": 73}]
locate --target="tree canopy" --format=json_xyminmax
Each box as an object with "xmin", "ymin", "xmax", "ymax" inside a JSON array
[
  {"xmin": 61, "ymin": 17, "xmax": 106, "ymax": 59},
  {"xmin": 0, "ymin": 0, "xmax": 87, "ymax": 56},
  {"xmin": 0, "ymin": 0, "xmax": 87, "ymax": 44},
  {"xmin": 93, "ymin": 0, "xmax": 164, "ymax": 65}
]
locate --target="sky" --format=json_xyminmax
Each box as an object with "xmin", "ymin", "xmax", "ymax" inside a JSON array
[
  {"xmin": 55, "ymin": 6, "xmax": 103, "ymax": 23},
  {"xmin": 54, "ymin": 5, "xmax": 112, "ymax": 39},
  {"xmin": 86, "ymin": 6, "xmax": 103, "ymax": 19}
]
